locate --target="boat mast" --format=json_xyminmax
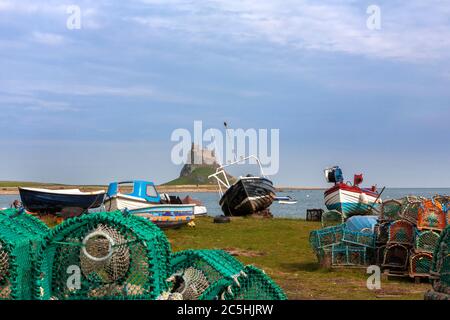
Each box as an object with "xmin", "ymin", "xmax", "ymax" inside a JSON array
[{"xmin": 224, "ymin": 121, "xmax": 237, "ymax": 163}]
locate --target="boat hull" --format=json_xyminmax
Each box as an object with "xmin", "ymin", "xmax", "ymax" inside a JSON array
[
  {"xmin": 129, "ymin": 204, "xmax": 195, "ymax": 229},
  {"xmin": 194, "ymin": 206, "xmax": 208, "ymax": 216},
  {"xmin": 19, "ymin": 187, "xmax": 105, "ymax": 213},
  {"xmin": 324, "ymin": 184, "xmax": 380, "ymax": 218},
  {"xmin": 104, "ymin": 194, "xmax": 154, "ymax": 211},
  {"xmin": 219, "ymin": 177, "xmax": 276, "ymax": 216},
  {"xmin": 105, "ymin": 194, "xmax": 207, "ymax": 217}
]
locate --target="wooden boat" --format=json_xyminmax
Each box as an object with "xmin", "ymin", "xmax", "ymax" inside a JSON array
[
  {"xmin": 104, "ymin": 181, "xmax": 196, "ymax": 228},
  {"xmin": 323, "ymin": 166, "xmax": 382, "ymax": 218},
  {"xmin": 19, "ymin": 187, "xmax": 105, "ymax": 214},
  {"xmin": 209, "ymin": 156, "xmax": 276, "ymax": 216}
]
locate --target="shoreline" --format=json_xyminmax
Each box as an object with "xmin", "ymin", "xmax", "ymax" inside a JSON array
[{"xmin": 0, "ymin": 185, "xmax": 326, "ymax": 195}]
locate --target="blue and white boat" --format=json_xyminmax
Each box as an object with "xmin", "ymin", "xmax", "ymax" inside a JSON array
[
  {"xmin": 324, "ymin": 166, "xmax": 382, "ymax": 218},
  {"xmin": 104, "ymin": 181, "xmax": 196, "ymax": 229}
]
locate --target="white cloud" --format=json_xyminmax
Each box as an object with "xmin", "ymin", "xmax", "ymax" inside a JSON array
[
  {"xmin": 131, "ymin": 0, "xmax": 450, "ymax": 62},
  {"xmin": 0, "ymin": 1, "xmax": 66, "ymax": 14},
  {"xmin": 32, "ymin": 31, "xmax": 64, "ymax": 46},
  {"xmin": 0, "ymin": 0, "xmax": 12, "ymax": 11},
  {"xmin": 0, "ymin": 1, "xmax": 101, "ymax": 29},
  {"xmin": 0, "ymin": 94, "xmax": 78, "ymax": 112},
  {"xmin": 25, "ymin": 101, "xmax": 78, "ymax": 112},
  {"xmin": 0, "ymin": 80, "xmax": 205, "ymax": 106}
]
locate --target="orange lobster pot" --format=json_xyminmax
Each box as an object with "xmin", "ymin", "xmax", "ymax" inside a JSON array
[{"xmin": 417, "ymin": 199, "xmax": 446, "ymax": 231}]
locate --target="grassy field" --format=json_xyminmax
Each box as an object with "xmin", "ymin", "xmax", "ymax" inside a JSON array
[
  {"xmin": 0, "ymin": 181, "xmax": 65, "ymax": 188},
  {"xmin": 0, "ymin": 181, "xmax": 106, "ymax": 189},
  {"xmin": 165, "ymin": 217, "xmax": 429, "ymax": 300}
]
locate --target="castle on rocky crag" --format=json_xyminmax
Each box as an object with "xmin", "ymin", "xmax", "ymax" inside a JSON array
[
  {"xmin": 187, "ymin": 143, "xmax": 218, "ymax": 165},
  {"xmin": 177, "ymin": 143, "xmax": 219, "ymax": 181}
]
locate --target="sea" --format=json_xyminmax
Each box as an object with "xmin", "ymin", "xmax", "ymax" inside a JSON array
[{"xmin": 2, "ymin": 188, "xmax": 449, "ymax": 219}]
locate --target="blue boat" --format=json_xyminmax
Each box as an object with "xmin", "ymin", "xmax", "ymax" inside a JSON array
[
  {"xmin": 104, "ymin": 181, "xmax": 196, "ymax": 229},
  {"xmin": 19, "ymin": 187, "xmax": 105, "ymax": 214}
]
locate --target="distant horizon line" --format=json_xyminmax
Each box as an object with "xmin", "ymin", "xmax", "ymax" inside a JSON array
[{"xmin": 1, "ymin": 181, "xmax": 450, "ymax": 190}]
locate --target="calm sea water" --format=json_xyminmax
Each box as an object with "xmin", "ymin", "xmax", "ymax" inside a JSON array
[{"xmin": 2, "ymin": 188, "xmax": 449, "ymax": 219}]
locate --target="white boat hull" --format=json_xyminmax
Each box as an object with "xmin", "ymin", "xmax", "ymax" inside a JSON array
[
  {"xmin": 324, "ymin": 185, "xmax": 381, "ymax": 217},
  {"xmin": 105, "ymin": 194, "xmax": 208, "ymax": 216},
  {"xmin": 104, "ymin": 194, "xmax": 151, "ymax": 211},
  {"xmin": 194, "ymin": 206, "xmax": 208, "ymax": 216}
]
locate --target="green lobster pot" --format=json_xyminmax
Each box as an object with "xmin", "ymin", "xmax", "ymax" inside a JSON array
[
  {"xmin": 0, "ymin": 209, "xmax": 49, "ymax": 300},
  {"xmin": 430, "ymin": 226, "xmax": 450, "ymax": 295},
  {"xmin": 33, "ymin": 211, "xmax": 172, "ymax": 300},
  {"xmin": 165, "ymin": 250, "xmax": 286, "ymax": 300}
]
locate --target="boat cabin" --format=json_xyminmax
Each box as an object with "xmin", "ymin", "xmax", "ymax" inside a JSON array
[
  {"xmin": 107, "ymin": 181, "xmax": 161, "ymax": 203},
  {"xmin": 324, "ymin": 166, "xmax": 344, "ymax": 184}
]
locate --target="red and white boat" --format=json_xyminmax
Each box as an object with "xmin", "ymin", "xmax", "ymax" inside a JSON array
[{"xmin": 324, "ymin": 166, "xmax": 382, "ymax": 218}]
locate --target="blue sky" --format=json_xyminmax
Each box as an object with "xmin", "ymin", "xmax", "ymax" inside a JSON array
[{"xmin": 1, "ymin": 0, "xmax": 450, "ymax": 187}]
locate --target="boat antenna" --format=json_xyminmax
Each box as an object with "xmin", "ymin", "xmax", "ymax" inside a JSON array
[
  {"xmin": 368, "ymin": 186, "xmax": 386, "ymax": 213},
  {"xmin": 224, "ymin": 121, "xmax": 237, "ymax": 163}
]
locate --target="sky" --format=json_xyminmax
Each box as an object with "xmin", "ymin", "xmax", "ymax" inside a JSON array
[{"xmin": 0, "ymin": 0, "xmax": 450, "ymax": 187}]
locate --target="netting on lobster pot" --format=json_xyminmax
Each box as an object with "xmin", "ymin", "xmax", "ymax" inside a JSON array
[
  {"xmin": 328, "ymin": 244, "xmax": 369, "ymax": 267},
  {"xmin": 0, "ymin": 209, "xmax": 49, "ymax": 300},
  {"xmin": 382, "ymin": 244, "xmax": 410, "ymax": 270},
  {"xmin": 430, "ymin": 227, "xmax": 450, "ymax": 294},
  {"xmin": 433, "ymin": 195, "xmax": 450, "ymax": 213},
  {"xmin": 433, "ymin": 196, "xmax": 450, "ymax": 226},
  {"xmin": 375, "ymin": 245, "xmax": 387, "ymax": 265},
  {"xmin": 416, "ymin": 230, "xmax": 440, "ymax": 253},
  {"xmin": 321, "ymin": 210, "xmax": 344, "ymax": 228},
  {"xmin": 342, "ymin": 228, "xmax": 376, "ymax": 248},
  {"xmin": 222, "ymin": 265, "xmax": 287, "ymax": 300},
  {"xmin": 409, "ymin": 252, "xmax": 433, "ymax": 277},
  {"xmin": 388, "ymin": 220, "xmax": 415, "ymax": 245},
  {"xmin": 164, "ymin": 250, "xmax": 287, "ymax": 301},
  {"xmin": 399, "ymin": 197, "xmax": 423, "ymax": 225},
  {"xmin": 381, "ymin": 200, "xmax": 403, "ymax": 221},
  {"xmin": 309, "ymin": 224, "xmax": 344, "ymax": 253},
  {"xmin": 33, "ymin": 211, "xmax": 172, "ymax": 300},
  {"xmin": 164, "ymin": 250, "xmax": 245, "ymax": 300},
  {"xmin": 374, "ymin": 222, "xmax": 390, "ymax": 244},
  {"xmin": 417, "ymin": 200, "xmax": 446, "ymax": 232},
  {"xmin": 424, "ymin": 289, "xmax": 450, "ymax": 300}
]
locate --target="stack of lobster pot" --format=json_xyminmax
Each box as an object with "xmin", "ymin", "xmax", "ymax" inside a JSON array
[
  {"xmin": 309, "ymin": 214, "xmax": 377, "ymax": 269},
  {"xmin": 425, "ymin": 224, "xmax": 450, "ymax": 300},
  {"xmin": 376, "ymin": 196, "xmax": 448, "ymax": 281}
]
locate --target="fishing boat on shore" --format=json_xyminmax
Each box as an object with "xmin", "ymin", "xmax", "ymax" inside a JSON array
[
  {"xmin": 19, "ymin": 187, "xmax": 105, "ymax": 214},
  {"xmin": 323, "ymin": 166, "xmax": 382, "ymax": 218},
  {"xmin": 103, "ymin": 181, "xmax": 196, "ymax": 228},
  {"xmin": 209, "ymin": 156, "xmax": 276, "ymax": 216}
]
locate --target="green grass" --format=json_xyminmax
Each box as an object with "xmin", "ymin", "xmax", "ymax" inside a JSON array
[
  {"xmin": 0, "ymin": 181, "xmax": 64, "ymax": 188},
  {"xmin": 165, "ymin": 217, "xmax": 429, "ymax": 300},
  {"xmin": 0, "ymin": 181, "xmax": 106, "ymax": 189}
]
